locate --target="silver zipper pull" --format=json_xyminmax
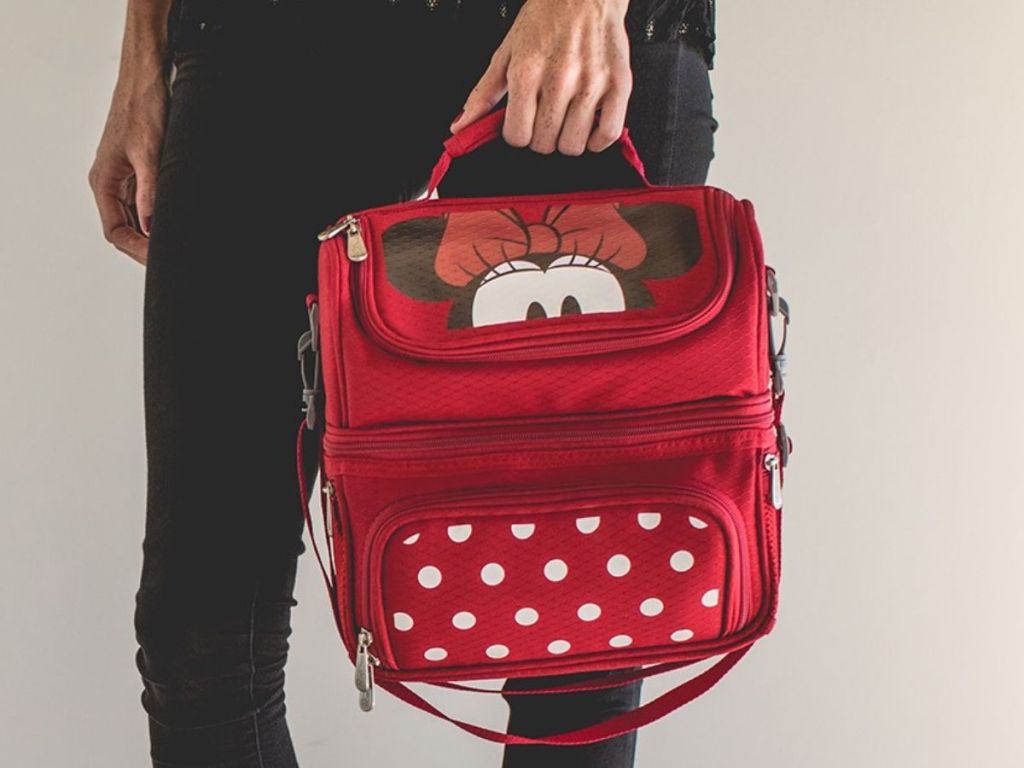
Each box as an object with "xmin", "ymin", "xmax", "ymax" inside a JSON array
[
  {"xmin": 344, "ymin": 218, "xmax": 367, "ymax": 262},
  {"xmin": 355, "ymin": 628, "xmax": 378, "ymax": 712},
  {"xmin": 318, "ymin": 216, "xmax": 350, "ymax": 242},
  {"xmin": 323, "ymin": 479, "xmax": 335, "ymax": 540},
  {"xmin": 764, "ymin": 453, "xmax": 783, "ymax": 510},
  {"xmin": 318, "ymin": 216, "xmax": 368, "ymax": 262}
]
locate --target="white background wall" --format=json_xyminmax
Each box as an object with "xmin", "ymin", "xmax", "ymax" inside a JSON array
[{"xmin": 2, "ymin": 1, "xmax": 1023, "ymax": 765}]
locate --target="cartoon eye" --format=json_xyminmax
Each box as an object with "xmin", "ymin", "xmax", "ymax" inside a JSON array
[{"xmin": 471, "ymin": 255, "xmax": 626, "ymax": 327}]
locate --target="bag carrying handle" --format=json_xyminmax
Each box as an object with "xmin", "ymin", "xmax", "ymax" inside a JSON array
[{"xmin": 424, "ymin": 107, "xmax": 653, "ymax": 197}]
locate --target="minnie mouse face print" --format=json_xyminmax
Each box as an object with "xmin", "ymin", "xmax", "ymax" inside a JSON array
[{"xmin": 381, "ymin": 202, "xmax": 703, "ymax": 330}]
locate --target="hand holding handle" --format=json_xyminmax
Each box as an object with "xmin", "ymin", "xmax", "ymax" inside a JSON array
[{"xmin": 425, "ymin": 107, "xmax": 652, "ymax": 197}]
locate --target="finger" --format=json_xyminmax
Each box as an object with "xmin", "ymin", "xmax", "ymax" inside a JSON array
[
  {"xmin": 530, "ymin": 72, "xmax": 576, "ymax": 155},
  {"xmin": 134, "ymin": 158, "xmax": 159, "ymax": 237},
  {"xmin": 587, "ymin": 71, "xmax": 631, "ymax": 152},
  {"xmin": 558, "ymin": 80, "xmax": 605, "ymax": 156},
  {"xmin": 502, "ymin": 55, "xmax": 543, "ymax": 147},
  {"xmin": 450, "ymin": 46, "xmax": 510, "ymax": 133},
  {"xmin": 94, "ymin": 188, "xmax": 148, "ymax": 265}
]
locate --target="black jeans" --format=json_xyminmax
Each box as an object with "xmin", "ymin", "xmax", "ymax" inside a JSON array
[{"xmin": 137, "ymin": 3, "xmax": 716, "ymax": 766}]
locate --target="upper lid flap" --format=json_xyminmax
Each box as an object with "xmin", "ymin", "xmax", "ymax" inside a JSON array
[{"xmin": 347, "ymin": 185, "xmax": 736, "ymax": 360}]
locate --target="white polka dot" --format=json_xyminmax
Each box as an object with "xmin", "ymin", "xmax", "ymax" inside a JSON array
[
  {"xmin": 671, "ymin": 629, "xmax": 695, "ymax": 642},
  {"xmin": 701, "ymin": 589, "xmax": 720, "ymax": 607},
  {"xmin": 515, "ymin": 607, "xmax": 539, "ymax": 626},
  {"xmin": 511, "ymin": 523, "xmax": 535, "ymax": 540},
  {"xmin": 577, "ymin": 603, "xmax": 601, "ymax": 621},
  {"xmin": 606, "ymin": 554, "xmax": 631, "ymax": 577},
  {"xmin": 424, "ymin": 647, "xmax": 448, "ymax": 662},
  {"xmin": 670, "ymin": 550, "xmax": 695, "ymax": 572},
  {"xmin": 609, "ymin": 634, "xmax": 633, "ymax": 648},
  {"xmin": 547, "ymin": 640, "xmax": 571, "ymax": 655},
  {"xmin": 447, "ymin": 524, "xmax": 472, "ymax": 543},
  {"xmin": 452, "ymin": 611, "xmax": 476, "ymax": 630},
  {"xmin": 640, "ymin": 597, "xmax": 664, "ymax": 617},
  {"xmin": 575, "ymin": 516, "xmax": 600, "ymax": 534},
  {"xmin": 486, "ymin": 644, "xmax": 510, "ymax": 659},
  {"xmin": 402, "ymin": 533, "xmax": 420, "ymax": 545},
  {"xmin": 689, "ymin": 515, "xmax": 708, "ymax": 529},
  {"xmin": 481, "ymin": 562, "xmax": 505, "ymax": 586},
  {"xmin": 637, "ymin": 512, "xmax": 661, "ymax": 530},
  {"xmin": 417, "ymin": 565, "xmax": 442, "ymax": 589},
  {"xmin": 393, "ymin": 612, "xmax": 414, "ymax": 631},
  {"xmin": 544, "ymin": 559, "xmax": 568, "ymax": 582}
]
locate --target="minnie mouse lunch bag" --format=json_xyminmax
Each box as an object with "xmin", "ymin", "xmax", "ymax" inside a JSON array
[{"xmin": 296, "ymin": 107, "xmax": 791, "ymax": 745}]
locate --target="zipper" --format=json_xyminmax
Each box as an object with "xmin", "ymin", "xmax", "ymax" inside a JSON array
[
  {"xmin": 764, "ymin": 452, "xmax": 782, "ymax": 510},
  {"xmin": 354, "ymin": 627, "xmax": 379, "ymax": 712},
  {"xmin": 326, "ymin": 186, "xmax": 735, "ymax": 362},
  {"xmin": 323, "ymin": 479, "xmax": 335, "ymax": 540},
  {"xmin": 319, "ymin": 215, "xmax": 367, "ymax": 260},
  {"xmin": 325, "ymin": 393, "xmax": 774, "ymax": 461},
  {"xmin": 359, "ymin": 482, "xmax": 753, "ymax": 673},
  {"xmin": 317, "ymin": 183, "xmax": 718, "ymax": 243}
]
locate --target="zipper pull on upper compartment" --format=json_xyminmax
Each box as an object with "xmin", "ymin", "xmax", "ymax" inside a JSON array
[
  {"xmin": 355, "ymin": 628, "xmax": 378, "ymax": 712},
  {"xmin": 318, "ymin": 216, "xmax": 368, "ymax": 262}
]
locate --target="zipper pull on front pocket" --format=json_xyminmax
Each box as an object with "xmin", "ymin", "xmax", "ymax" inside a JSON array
[
  {"xmin": 764, "ymin": 453, "xmax": 782, "ymax": 510},
  {"xmin": 355, "ymin": 628, "xmax": 378, "ymax": 712}
]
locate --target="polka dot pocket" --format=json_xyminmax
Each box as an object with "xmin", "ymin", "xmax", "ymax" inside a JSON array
[{"xmin": 365, "ymin": 485, "xmax": 749, "ymax": 673}]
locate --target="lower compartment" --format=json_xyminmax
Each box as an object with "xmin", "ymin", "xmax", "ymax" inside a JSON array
[{"xmin": 320, "ymin": 395, "xmax": 781, "ymax": 682}]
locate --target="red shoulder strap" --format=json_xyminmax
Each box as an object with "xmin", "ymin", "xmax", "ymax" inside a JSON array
[{"xmin": 376, "ymin": 646, "xmax": 751, "ymax": 745}]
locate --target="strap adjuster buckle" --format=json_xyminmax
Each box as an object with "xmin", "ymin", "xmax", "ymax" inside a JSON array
[
  {"xmin": 297, "ymin": 301, "xmax": 320, "ymax": 431},
  {"xmin": 766, "ymin": 269, "xmax": 790, "ymax": 397}
]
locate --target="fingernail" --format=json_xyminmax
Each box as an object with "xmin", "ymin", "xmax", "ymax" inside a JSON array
[
  {"xmin": 141, "ymin": 215, "xmax": 152, "ymax": 236},
  {"xmin": 449, "ymin": 110, "xmax": 465, "ymax": 131}
]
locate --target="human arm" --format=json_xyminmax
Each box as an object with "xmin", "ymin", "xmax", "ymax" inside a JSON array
[{"xmin": 88, "ymin": 0, "xmax": 173, "ymax": 265}]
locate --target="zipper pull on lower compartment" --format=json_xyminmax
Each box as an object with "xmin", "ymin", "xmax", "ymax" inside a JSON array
[
  {"xmin": 355, "ymin": 627, "xmax": 378, "ymax": 712},
  {"xmin": 323, "ymin": 479, "xmax": 335, "ymax": 540},
  {"xmin": 764, "ymin": 453, "xmax": 782, "ymax": 510}
]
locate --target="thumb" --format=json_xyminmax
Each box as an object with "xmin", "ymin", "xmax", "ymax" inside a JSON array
[
  {"xmin": 133, "ymin": 154, "xmax": 159, "ymax": 237},
  {"xmin": 450, "ymin": 46, "xmax": 510, "ymax": 133}
]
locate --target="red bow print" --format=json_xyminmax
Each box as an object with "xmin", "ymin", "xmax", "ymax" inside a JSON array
[{"xmin": 434, "ymin": 204, "xmax": 647, "ymax": 288}]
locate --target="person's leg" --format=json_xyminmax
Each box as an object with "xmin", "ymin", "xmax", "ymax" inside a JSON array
[{"xmin": 133, "ymin": 4, "xmax": 399, "ymax": 764}]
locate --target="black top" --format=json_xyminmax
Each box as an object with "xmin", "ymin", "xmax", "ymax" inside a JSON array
[{"xmin": 169, "ymin": 0, "xmax": 715, "ymax": 69}]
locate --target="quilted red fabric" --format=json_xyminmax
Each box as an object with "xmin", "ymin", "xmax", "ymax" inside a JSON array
[{"xmin": 299, "ymin": 108, "xmax": 789, "ymax": 745}]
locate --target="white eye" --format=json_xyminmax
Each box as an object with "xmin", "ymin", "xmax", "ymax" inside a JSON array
[{"xmin": 471, "ymin": 257, "xmax": 626, "ymax": 327}]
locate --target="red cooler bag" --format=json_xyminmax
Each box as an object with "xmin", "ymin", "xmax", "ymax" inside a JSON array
[{"xmin": 296, "ymin": 107, "xmax": 791, "ymax": 745}]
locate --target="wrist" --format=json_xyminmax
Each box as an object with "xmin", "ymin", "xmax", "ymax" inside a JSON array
[{"xmin": 118, "ymin": 0, "xmax": 171, "ymax": 82}]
